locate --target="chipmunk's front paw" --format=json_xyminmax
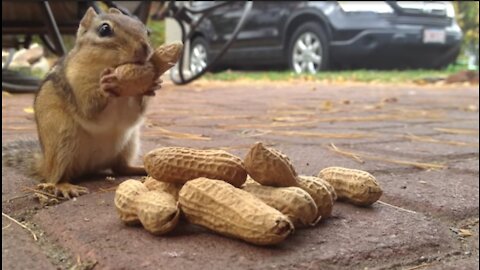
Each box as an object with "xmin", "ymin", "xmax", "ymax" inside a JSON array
[
  {"xmin": 100, "ymin": 68, "xmax": 120, "ymax": 96},
  {"xmin": 37, "ymin": 183, "xmax": 89, "ymax": 199},
  {"xmin": 144, "ymin": 78, "xmax": 163, "ymax": 96}
]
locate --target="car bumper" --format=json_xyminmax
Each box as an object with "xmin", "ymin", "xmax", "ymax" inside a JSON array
[{"xmin": 329, "ymin": 24, "xmax": 462, "ymax": 67}]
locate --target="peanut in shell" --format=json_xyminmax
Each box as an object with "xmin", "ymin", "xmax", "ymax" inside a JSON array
[
  {"xmin": 244, "ymin": 142, "xmax": 298, "ymax": 187},
  {"xmin": 113, "ymin": 42, "xmax": 183, "ymax": 96},
  {"xmin": 144, "ymin": 147, "xmax": 247, "ymax": 187},
  {"xmin": 136, "ymin": 190, "xmax": 180, "ymax": 235},
  {"xmin": 296, "ymin": 175, "xmax": 334, "ymax": 219},
  {"xmin": 143, "ymin": 176, "xmax": 182, "ymax": 200},
  {"xmin": 114, "ymin": 179, "xmax": 148, "ymax": 225},
  {"xmin": 318, "ymin": 167, "xmax": 382, "ymax": 206},
  {"xmin": 178, "ymin": 178, "xmax": 294, "ymax": 245},
  {"xmin": 242, "ymin": 183, "xmax": 319, "ymax": 228}
]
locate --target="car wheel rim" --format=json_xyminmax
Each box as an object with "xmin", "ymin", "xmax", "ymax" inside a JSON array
[
  {"xmin": 292, "ymin": 32, "xmax": 322, "ymax": 74},
  {"xmin": 190, "ymin": 43, "xmax": 207, "ymax": 75}
]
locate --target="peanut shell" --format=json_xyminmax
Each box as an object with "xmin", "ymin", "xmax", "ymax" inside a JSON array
[
  {"xmin": 114, "ymin": 179, "xmax": 148, "ymax": 225},
  {"xmin": 143, "ymin": 176, "xmax": 182, "ymax": 200},
  {"xmin": 244, "ymin": 142, "xmax": 298, "ymax": 187},
  {"xmin": 144, "ymin": 147, "xmax": 247, "ymax": 187},
  {"xmin": 242, "ymin": 183, "xmax": 319, "ymax": 228},
  {"xmin": 150, "ymin": 42, "xmax": 184, "ymax": 75},
  {"xmin": 179, "ymin": 178, "xmax": 294, "ymax": 245},
  {"xmin": 136, "ymin": 190, "xmax": 180, "ymax": 235},
  {"xmin": 113, "ymin": 62, "xmax": 156, "ymax": 96},
  {"xmin": 318, "ymin": 167, "xmax": 382, "ymax": 206},
  {"xmin": 296, "ymin": 175, "xmax": 334, "ymax": 218}
]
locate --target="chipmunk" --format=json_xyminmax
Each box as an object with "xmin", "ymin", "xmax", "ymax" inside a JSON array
[{"xmin": 2, "ymin": 7, "xmax": 160, "ymax": 199}]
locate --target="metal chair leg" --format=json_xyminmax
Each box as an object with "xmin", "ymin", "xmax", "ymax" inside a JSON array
[{"xmin": 40, "ymin": 0, "xmax": 66, "ymax": 56}]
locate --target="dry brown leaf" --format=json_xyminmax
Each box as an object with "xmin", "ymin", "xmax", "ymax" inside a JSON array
[
  {"xmin": 434, "ymin": 128, "xmax": 479, "ymax": 135},
  {"xmin": 23, "ymin": 107, "xmax": 34, "ymax": 114},
  {"xmin": 321, "ymin": 100, "xmax": 334, "ymax": 111},
  {"xmin": 463, "ymin": 104, "xmax": 478, "ymax": 112},
  {"xmin": 328, "ymin": 143, "xmax": 446, "ymax": 170},
  {"xmin": 402, "ymin": 133, "xmax": 479, "ymax": 147},
  {"xmin": 270, "ymin": 130, "xmax": 371, "ymax": 139},
  {"xmin": 382, "ymin": 97, "xmax": 398, "ymax": 103},
  {"xmin": 458, "ymin": 229, "xmax": 473, "ymax": 237},
  {"xmin": 143, "ymin": 127, "xmax": 211, "ymax": 141},
  {"xmin": 272, "ymin": 116, "xmax": 311, "ymax": 122}
]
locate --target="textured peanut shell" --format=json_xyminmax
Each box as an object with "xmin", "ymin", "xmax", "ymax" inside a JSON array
[
  {"xmin": 114, "ymin": 62, "xmax": 156, "ymax": 96},
  {"xmin": 296, "ymin": 175, "xmax": 334, "ymax": 218},
  {"xmin": 114, "ymin": 179, "xmax": 148, "ymax": 225},
  {"xmin": 242, "ymin": 183, "xmax": 319, "ymax": 228},
  {"xmin": 317, "ymin": 177, "xmax": 338, "ymax": 201},
  {"xmin": 244, "ymin": 142, "xmax": 298, "ymax": 187},
  {"xmin": 113, "ymin": 42, "xmax": 183, "ymax": 96},
  {"xmin": 143, "ymin": 176, "xmax": 182, "ymax": 200},
  {"xmin": 150, "ymin": 42, "xmax": 184, "ymax": 75},
  {"xmin": 318, "ymin": 167, "xmax": 382, "ymax": 206},
  {"xmin": 136, "ymin": 190, "xmax": 180, "ymax": 235},
  {"xmin": 179, "ymin": 178, "xmax": 294, "ymax": 245},
  {"xmin": 144, "ymin": 147, "xmax": 247, "ymax": 187}
]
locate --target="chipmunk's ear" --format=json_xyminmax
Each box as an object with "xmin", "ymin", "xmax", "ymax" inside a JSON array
[
  {"xmin": 77, "ymin": 7, "xmax": 97, "ymax": 37},
  {"xmin": 80, "ymin": 7, "xmax": 97, "ymax": 28},
  {"xmin": 108, "ymin": 8, "xmax": 123, "ymax": 15}
]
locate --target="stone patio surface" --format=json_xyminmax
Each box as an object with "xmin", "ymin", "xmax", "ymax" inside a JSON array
[{"xmin": 2, "ymin": 80, "xmax": 479, "ymax": 269}]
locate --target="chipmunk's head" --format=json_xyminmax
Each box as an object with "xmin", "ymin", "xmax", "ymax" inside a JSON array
[{"xmin": 75, "ymin": 7, "xmax": 153, "ymax": 67}]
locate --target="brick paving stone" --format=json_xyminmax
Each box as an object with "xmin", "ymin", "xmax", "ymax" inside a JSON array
[
  {"xmin": 33, "ymin": 193, "xmax": 458, "ymax": 270},
  {"xmin": 345, "ymin": 140, "xmax": 478, "ymax": 161},
  {"xmin": 449, "ymin": 158, "xmax": 479, "ymax": 175},
  {"xmin": 2, "ymin": 82, "xmax": 478, "ymax": 269},
  {"xmin": 376, "ymin": 169, "xmax": 479, "ymax": 220},
  {"xmin": 2, "ymin": 216, "xmax": 55, "ymax": 270}
]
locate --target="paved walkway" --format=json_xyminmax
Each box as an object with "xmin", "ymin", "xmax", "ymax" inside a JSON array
[{"xmin": 2, "ymin": 81, "xmax": 479, "ymax": 270}]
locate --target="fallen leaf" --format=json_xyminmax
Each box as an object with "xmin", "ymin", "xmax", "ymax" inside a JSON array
[
  {"xmin": 382, "ymin": 97, "xmax": 398, "ymax": 103},
  {"xmin": 458, "ymin": 229, "xmax": 473, "ymax": 237},
  {"xmin": 464, "ymin": 105, "xmax": 478, "ymax": 112},
  {"xmin": 321, "ymin": 100, "xmax": 333, "ymax": 111},
  {"xmin": 23, "ymin": 107, "xmax": 34, "ymax": 114}
]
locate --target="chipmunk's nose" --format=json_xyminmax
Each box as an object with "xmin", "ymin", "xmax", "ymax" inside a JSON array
[{"xmin": 134, "ymin": 42, "xmax": 151, "ymax": 64}]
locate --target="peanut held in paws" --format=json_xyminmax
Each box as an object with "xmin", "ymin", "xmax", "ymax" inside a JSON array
[
  {"xmin": 113, "ymin": 42, "xmax": 183, "ymax": 96},
  {"xmin": 112, "ymin": 62, "xmax": 156, "ymax": 96}
]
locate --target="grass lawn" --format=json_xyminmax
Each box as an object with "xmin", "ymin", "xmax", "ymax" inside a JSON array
[{"xmin": 201, "ymin": 64, "xmax": 468, "ymax": 84}]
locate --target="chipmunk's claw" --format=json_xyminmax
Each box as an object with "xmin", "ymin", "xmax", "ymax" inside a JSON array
[{"xmin": 37, "ymin": 183, "xmax": 89, "ymax": 199}]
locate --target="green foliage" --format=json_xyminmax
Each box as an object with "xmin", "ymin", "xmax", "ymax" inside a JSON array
[
  {"xmin": 203, "ymin": 67, "xmax": 463, "ymax": 84},
  {"xmin": 147, "ymin": 20, "xmax": 165, "ymax": 48},
  {"xmin": 454, "ymin": 1, "xmax": 479, "ymax": 50}
]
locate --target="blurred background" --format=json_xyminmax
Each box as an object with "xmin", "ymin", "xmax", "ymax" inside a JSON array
[{"xmin": 2, "ymin": 1, "xmax": 479, "ymax": 92}]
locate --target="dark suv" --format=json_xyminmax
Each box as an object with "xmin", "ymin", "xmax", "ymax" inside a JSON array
[{"xmin": 188, "ymin": 1, "xmax": 462, "ymax": 74}]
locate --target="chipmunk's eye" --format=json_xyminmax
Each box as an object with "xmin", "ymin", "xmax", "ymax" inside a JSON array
[{"xmin": 98, "ymin": 23, "xmax": 113, "ymax": 37}]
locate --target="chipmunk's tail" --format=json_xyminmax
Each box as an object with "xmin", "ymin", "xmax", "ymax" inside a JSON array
[{"xmin": 2, "ymin": 139, "xmax": 42, "ymax": 180}]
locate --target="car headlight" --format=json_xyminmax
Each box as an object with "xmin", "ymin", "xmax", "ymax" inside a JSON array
[{"xmin": 337, "ymin": 1, "xmax": 394, "ymax": 13}]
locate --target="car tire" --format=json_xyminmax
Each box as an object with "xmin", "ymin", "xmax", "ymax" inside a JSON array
[
  {"xmin": 190, "ymin": 36, "xmax": 209, "ymax": 75},
  {"xmin": 288, "ymin": 22, "xmax": 329, "ymax": 74}
]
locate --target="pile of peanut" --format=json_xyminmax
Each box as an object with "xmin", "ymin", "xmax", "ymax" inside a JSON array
[{"xmin": 114, "ymin": 142, "xmax": 383, "ymax": 245}]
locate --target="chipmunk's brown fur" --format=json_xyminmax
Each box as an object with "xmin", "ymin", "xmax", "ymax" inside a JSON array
[{"xmin": 3, "ymin": 7, "xmax": 159, "ymax": 198}]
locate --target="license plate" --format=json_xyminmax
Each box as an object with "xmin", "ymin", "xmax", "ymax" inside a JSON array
[{"xmin": 423, "ymin": 29, "xmax": 446, "ymax": 44}]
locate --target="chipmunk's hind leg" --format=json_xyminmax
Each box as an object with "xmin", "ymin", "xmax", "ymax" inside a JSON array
[{"xmin": 34, "ymin": 100, "xmax": 89, "ymax": 199}]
